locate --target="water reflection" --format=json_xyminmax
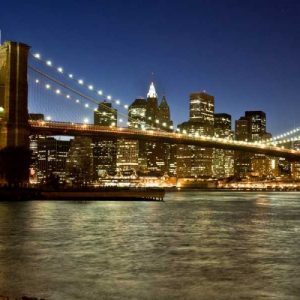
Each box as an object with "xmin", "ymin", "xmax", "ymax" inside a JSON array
[{"xmin": 0, "ymin": 192, "xmax": 300, "ymax": 299}]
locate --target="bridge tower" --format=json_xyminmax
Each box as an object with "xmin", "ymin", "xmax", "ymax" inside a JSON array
[{"xmin": 0, "ymin": 41, "xmax": 30, "ymax": 149}]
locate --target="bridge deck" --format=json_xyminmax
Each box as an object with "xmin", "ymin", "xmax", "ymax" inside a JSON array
[{"xmin": 29, "ymin": 120, "xmax": 300, "ymax": 160}]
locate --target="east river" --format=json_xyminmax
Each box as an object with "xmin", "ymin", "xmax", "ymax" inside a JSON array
[{"xmin": 0, "ymin": 191, "xmax": 300, "ymax": 299}]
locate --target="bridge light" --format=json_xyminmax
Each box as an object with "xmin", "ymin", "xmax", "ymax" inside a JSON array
[
  {"xmin": 88, "ymin": 85, "xmax": 93, "ymax": 90},
  {"xmin": 46, "ymin": 116, "xmax": 52, "ymax": 121},
  {"xmin": 78, "ymin": 79, "xmax": 84, "ymax": 85},
  {"xmin": 85, "ymin": 103, "xmax": 89, "ymax": 108},
  {"xmin": 119, "ymin": 118, "xmax": 123, "ymax": 122},
  {"xmin": 45, "ymin": 84, "xmax": 51, "ymax": 89},
  {"xmin": 46, "ymin": 60, "xmax": 52, "ymax": 66},
  {"xmin": 66, "ymin": 94, "xmax": 70, "ymax": 99},
  {"xmin": 83, "ymin": 118, "xmax": 89, "ymax": 124},
  {"xmin": 170, "ymin": 125, "xmax": 174, "ymax": 129},
  {"xmin": 55, "ymin": 89, "xmax": 61, "ymax": 94},
  {"xmin": 35, "ymin": 79, "xmax": 39, "ymax": 83},
  {"xmin": 76, "ymin": 99, "xmax": 80, "ymax": 103},
  {"xmin": 68, "ymin": 74, "xmax": 74, "ymax": 78},
  {"xmin": 94, "ymin": 108, "xmax": 97, "ymax": 111},
  {"xmin": 97, "ymin": 90, "xmax": 103, "ymax": 95},
  {"xmin": 124, "ymin": 104, "xmax": 129, "ymax": 109},
  {"xmin": 57, "ymin": 67, "xmax": 63, "ymax": 73},
  {"xmin": 116, "ymin": 100, "xmax": 120, "ymax": 105},
  {"xmin": 33, "ymin": 53, "xmax": 41, "ymax": 59},
  {"xmin": 111, "ymin": 122, "xmax": 116, "ymax": 126},
  {"xmin": 107, "ymin": 95, "xmax": 112, "ymax": 100}
]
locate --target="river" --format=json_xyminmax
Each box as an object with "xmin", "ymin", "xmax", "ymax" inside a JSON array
[{"xmin": 0, "ymin": 191, "xmax": 300, "ymax": 299}]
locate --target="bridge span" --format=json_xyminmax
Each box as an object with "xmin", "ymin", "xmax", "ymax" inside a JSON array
[{"xmin": 29, "ymin": 120, "xmax": 300, "ymax": 161}]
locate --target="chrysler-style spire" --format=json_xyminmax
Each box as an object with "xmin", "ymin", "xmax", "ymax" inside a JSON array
[{"xmin": 147, "ymin": 82, "xmax": 157, "ymax": 98}]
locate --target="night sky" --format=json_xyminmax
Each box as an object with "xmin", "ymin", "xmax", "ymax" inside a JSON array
[{"xmin": 1, "ymin": 0, "xmax": 300, "ymax": 135}]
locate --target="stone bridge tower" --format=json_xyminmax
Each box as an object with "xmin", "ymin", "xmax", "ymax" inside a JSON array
[{"xmin": 0, "ymin": 41, "xmax": 30, "ymax": 149}]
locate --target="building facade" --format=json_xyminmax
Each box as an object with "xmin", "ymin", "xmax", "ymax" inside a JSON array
[
  {"xmin": 212, "ymin": 113, "xmax": 234, "ymax": 179},
  {"xmin": 177, "ymin": 92, "xmax": 215, "ymax": 178}
]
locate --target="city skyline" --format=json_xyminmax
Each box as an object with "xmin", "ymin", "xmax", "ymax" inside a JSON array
[{"xmin": 1, "ymin": 0, "xmax": 300, "ymax": 135}]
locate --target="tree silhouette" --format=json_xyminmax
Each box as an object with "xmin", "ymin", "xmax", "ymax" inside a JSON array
[{"xmin": 0, "ymin": 146, "xmax": 32, "ymax": 187}]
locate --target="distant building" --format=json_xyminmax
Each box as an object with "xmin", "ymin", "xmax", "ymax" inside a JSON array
[
  {"xmin": 94, "ymin": 101, "xmax": 117, "ymax": 127},
  {"xmin": 66, "ymin": 137, "xmax": 93, "ymax": 185},
  {"xmin": 158, "ymin": 96, "xmax": 173, "ymax": 131},
  {"xmin": 291, "ymin": 141, "xmax": 300, "ymax": 179},
  {"xmin": 245, "ymin": 111, "xmax": 266, "ymax": 141},
  {"xmin": 234, "ymin": 111, "xmax": 269, "ymax": 178},
  {"xmin": 145, "ymin": 82, "xmax": 159, "ymax": 128},
  {"xmin": 212, "ymin": 113, "xmax": 234, "ymax": 179},
  {"xmin": 133, "ymin": 82, "xmax": 175, "ymax": 176},
  {"xmin": 93, "ymin": 101, "xmax": 118, "ymax": 178},
  {"xmin": 30, "ymin": 136, "xmax": 70, "ymax": 184},
  {"xmin": 128, "ymin": 98, "xmax": 147, "ymax": 129},
  {"xmin": 177, "ymin": 91, "xmax": 214, "ymax": 178},
  {"xmin": 116, "ymin": 139, "xmax": 139, "ymax": 173}
]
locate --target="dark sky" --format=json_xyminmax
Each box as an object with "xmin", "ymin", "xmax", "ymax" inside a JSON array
[{"xmin": 1, "ymin": 0, "xmax": 300, "ymax": 134}]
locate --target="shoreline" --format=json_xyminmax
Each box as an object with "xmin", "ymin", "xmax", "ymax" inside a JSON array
[{"xmin": 0, "ymin": 187, "xmax": 165, "ymax": 201}]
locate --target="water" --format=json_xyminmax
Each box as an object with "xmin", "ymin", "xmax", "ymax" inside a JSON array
[{"xmin": 0, "ymin": 191, "xmax": 300, "ymax": 299}]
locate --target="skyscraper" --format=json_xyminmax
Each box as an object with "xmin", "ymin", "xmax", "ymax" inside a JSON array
[
  {"xmin": 128, "ymin": 98, "xmax": 147, "ymax": 129},
  {"xmin": 234, "ymin": 111, "xmax": 269, "ymax": 178},
  {"xmin": 94, "ymin": 101, "xmax": 117, "ymax": 127},
  {"xmin": 30, "ymin": 136, "xmax": 71, "ymax": 184},
  {"xmin": 128, "ymin": 82, "xmax": 175, "ymax": 176},
  {"xmin": 212, "ymin": 113, "xmax": 234, "ymax": 179},
  {"xmin": 67, "ymin": 137, "xmax": 93, "ymax": 185},
  {"xmin": 177, "ymin": 91, "xmax": 215, "ymax": 178},
  {"xmin": 158, "ymin": 96, "xmax": 173, "ymax": 131},
  {"xmin": 245, "ymin": 111, "xmax": 266, "ymax": 141},
  {"xmin": 145, "ymin": 82, "xmax": 159, "ymax": 128},
  {"xmin": 93, "ymin": 101, "xmax": 118, "ymax": 178}
]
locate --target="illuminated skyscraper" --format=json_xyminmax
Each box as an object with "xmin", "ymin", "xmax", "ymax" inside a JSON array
[
  {"xmin": 234, "ymin": 111, "xmax": 269, "ymax": 178},
  {"xmin": 158, "ymin": 96, "xmax": 173, "ymax": 131},
  {"xmin": 94, "ymin": 101, "xmax": 117, "ymax": 127},
  {"xmin": 128, "ymin": 98, "xmax": 147, "ymax": 129},
  {"xmin": 30, "ymin": 136, "xmax": 71, "ymax": 184},
  {"xmin": 66, "ymin": 136, "xmax": 93, "ymax": 185},
  {"xmin": 146, "ymin": 82, "xmax": 159, "ymax": 128},
  {"xmin": 212, "ymin": 113, "xmax": 234, "ymax": 178},
  {"xmin": 177, "ymin": 91, "xmax": 214, "ymax": 178},
  {"xmin": 93, "ymin": 101, "xmax": 118, "ymax": 178}
]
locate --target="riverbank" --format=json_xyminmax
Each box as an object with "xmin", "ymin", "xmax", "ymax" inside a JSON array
[{"xmin": 0, "ymin": 187, "xmax": 165, "ymax": 201}]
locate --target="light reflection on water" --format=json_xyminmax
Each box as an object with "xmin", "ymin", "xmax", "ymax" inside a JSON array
[{"xmin": 0, "ymin": 192, "xmax": 300, "ymax": 299}]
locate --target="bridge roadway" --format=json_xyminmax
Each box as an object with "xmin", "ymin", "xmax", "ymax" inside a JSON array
[{"xmin": 29, "ymin": 120, "xmax": 300, "ymax": 161}]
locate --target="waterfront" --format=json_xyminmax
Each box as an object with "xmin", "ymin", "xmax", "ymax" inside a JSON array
[{"xmin": 0, "ymin": 192, "xmax": 300, "ymax": 299}]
